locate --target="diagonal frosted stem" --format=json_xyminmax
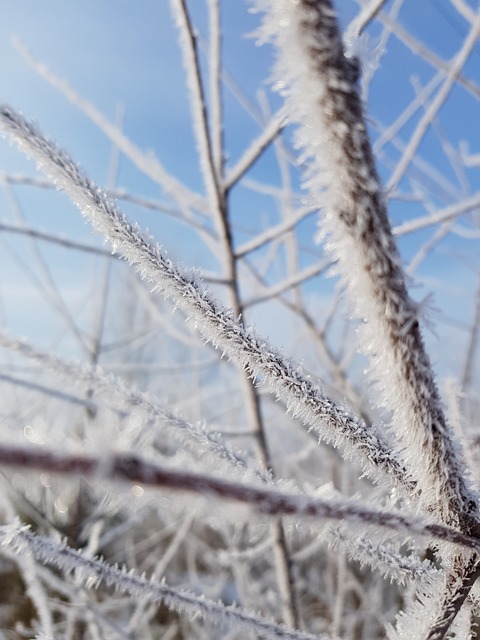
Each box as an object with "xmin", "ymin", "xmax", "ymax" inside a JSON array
[{"xmin": 0, "ymin": 103, "xmax": 414, "ymax": 493}]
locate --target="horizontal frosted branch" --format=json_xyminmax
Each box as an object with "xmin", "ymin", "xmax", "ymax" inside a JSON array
[
  {"xmin": 0, "ymin": 104, "xmax": 413, "ymax": 492},
  {"xmin": 0, "ymin": 523, "xmax": 321, "ymax": 640},
  {"xmin": 0, "ymin": 445, "xmax": 476, "ymax": 551}
]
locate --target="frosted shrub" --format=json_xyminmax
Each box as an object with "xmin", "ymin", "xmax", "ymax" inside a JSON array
[{"xmin": 0, "ymin": 1, "xmax": 479, "ymax": 638}]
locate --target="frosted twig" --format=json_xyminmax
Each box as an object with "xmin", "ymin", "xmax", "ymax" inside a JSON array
[
  {"xmin": 450, "ymin": 0, "xmax": 477, "ymax": 23},
  {"xmin": 393, "ymin": 193, "xmax": 480, "ymax": 236},
  {"xmin": 225, "ymin": 110, "xmax": 287, "ymax": 190},
  {"xmin": 0, "ymin": 372, "xmax": 99, "ymax": 414},
  {"xmin": 172, "ymin": 5, "xmax": 301, "ymax": 622},
  {"xmin": 171, "ymin": 0, "xmax": 223, "ymax": 220},
  {"xmin": 1, "ymin": 171, "xmax": 214, "ymax": 235},
  {"xmin": 375, "ymin": 8, "xmax": 480, "ymax": 101},
  {"xmin": 406, "ymin": 219, "xmax": 453, "ymax": 277},
  {"xmin": 387, "ymin": 11, "xmax": 480, "ymax": 191},
  {"xmin": 374, "ymin": 117, "xmax": 460, "ymax": 204},
  {"xmin": 13, "ymin": 38, "xmax": 207, "ymax": 215},
  {"xmin": 0, "ymin": 221, "xmax": 113, "ymax": 257},
  {"xmin": 0, "ymin": 523, "xmax": 322, "ymax": 640},
  {"xmin": 0, "ymin": 104, "xmax": 414, "ymax": 491},
  {"xmin": 424, "ymin": 556, "xmax": 480, "ymax": 640},
  {"xmin": 345, "ymin": 0, "xmax": 388, "ymax": 40},
  {"xmin": 127, "ymin": 512, "xmax": 195, "ymax": 632},
  {"xmin": 0, "ymin": 221, "xmax": 223, "ymax": 284},
  {"xmin": 0, "ymin": 450, "xmax": 476, "ymax": 550},
  {"xmin": 327, "ymin": 526, "xmax": 438, "ymax": 585},
  {"xmin": 373, "ymin": 72, "xmax": 444, "ymax": 155},
  {"xmin": 2, "ymin": 179, "xmax": 88, "ymax": 351},
  {"xmin": 0, "ymin": 331, "xmax": 255, "ymax": 478},
  {"xmin": 461, "ymin": 276, "xmax": 480, "ymax": 394},
  {"xmin": 235, "ymin": 205, "xmax": 317, "ymax": 258},
  {"xmin": 244, "ymin": 258, "xmax": 332, "ymax": 308},
  {"xmin": 208, "ymin": 0, "xmax": 223, "ymax": 180}
]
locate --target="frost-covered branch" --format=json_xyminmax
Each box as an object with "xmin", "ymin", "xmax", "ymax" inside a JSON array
[
  {"xmin": 254, "ymin": 0, "xmax": 476, "ymax": 527},
  {"xmin": 0, "ymin": 220, "xmax": 113, "ymax": 257},
  {"xmin": 244, "ymin": 258, "xmax": 332, "ymax": 308},
  {"xmin": 374, "ymin": 9, "xmax": 480, "ymax": 101},
  {"xmin": 0, "ymin": 523, "xmax": 321, "ymax": 640},
  {"xmin": 344, "ymin": 0, "xmax": 387, "ymax": 41},
  {"xmin": 170, "ymin": 0, "xmax": 223, "ymax": 219},
  {"xmin": 0, "ymin": 105, "xmax": 414, "ymax": 491},
  {"xmin": 461, "ymin": 276, "xmax": 480, "ymax": 394},
  {"xmin": 424, "ymin": 556, "xmax": 480, "ymax": 640},
  {"xmin": 0, "ymin": 446, "xmax": 476, "ymax": 551}
]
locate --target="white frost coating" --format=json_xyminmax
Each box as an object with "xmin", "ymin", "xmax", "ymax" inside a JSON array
[
  {"xmin": 386, "ymin": 577, "xmax": 448, "ymax": 640},
  {"xmin": 0, "ymin": 104, "xmax": 412, "ymax": 493},
  {"xmin": 0, "ymin": 523, "xmax": 323, "ymax": 640},
  {"xmin": 328, "ymin": 525, "xmax": 439, "ymax": 586},
  {"xmin": 252, "ymin": 0, "xmax": 476, "ymax": 526}
]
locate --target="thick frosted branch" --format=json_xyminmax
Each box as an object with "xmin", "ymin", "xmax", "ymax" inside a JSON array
[
  {"xmin": 254, "ymin": 0, "xmax": 476, "ymax": 525},
  {"xmin": 0, "ymin": 104, "xmax": 413, "ymax": 492}
]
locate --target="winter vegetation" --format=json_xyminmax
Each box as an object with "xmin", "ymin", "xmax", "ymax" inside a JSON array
[{"xmin": 0, "ymin": 0, "xmax": 480, "ymax": 637}]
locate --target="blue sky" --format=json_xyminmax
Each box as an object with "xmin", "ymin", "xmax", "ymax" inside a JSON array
[{"xmin": 0, "ymin": 1, "xmax": 479, "ymax": 379}]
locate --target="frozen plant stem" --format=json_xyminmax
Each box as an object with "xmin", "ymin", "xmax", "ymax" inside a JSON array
[
  {"xmin": 254, "ymin": 0, "xmax": 480, "ymax": 636},
  {"xmin": 256, "ymin": 0, "xmax": 476, "ymax": 528}
]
